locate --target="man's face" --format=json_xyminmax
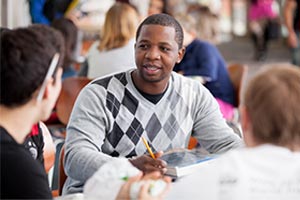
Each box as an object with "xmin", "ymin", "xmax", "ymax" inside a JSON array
[{"xmin": 135, "ymin": 24, "xmax": 184, "ymax": 84}]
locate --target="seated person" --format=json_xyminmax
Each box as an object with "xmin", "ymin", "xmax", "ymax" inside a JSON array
[
  {"xmin": 1, "ymin": 26, "xmax": 56, "ymax": 173},
  {"xmin": 174, "ymin": 14, "xmax": 235, "ymax": 120},
  {"xmin": 167, "ymin": 65, "xmax": 300, "ymax": 199},
  {"xmin": 24, "ymin": 122, "xmax": 55, "ymax": 173},
  {"xmin": 51, "ymin": 18, "xmax": 78, "ymax": 80},
  {"xmin": 0, "ymin": 24, "xmax": 64, "ymax": 199},
  {"xmin": 86, "ymin": 2, "xmax": 139, "ymax": 79},
  {"xmin": 63, "ymin": 13, "xmax": 242, "ymax": 194}
]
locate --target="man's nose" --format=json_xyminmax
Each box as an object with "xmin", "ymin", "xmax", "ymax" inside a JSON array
[{"xmin": 145, "ymin": 47, "xmax": 161, "ymax": 60}]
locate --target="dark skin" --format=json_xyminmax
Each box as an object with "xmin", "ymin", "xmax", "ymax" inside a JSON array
[{"xmin": 129, "ymin": 24, "xmax": 185, "ymax": 174}]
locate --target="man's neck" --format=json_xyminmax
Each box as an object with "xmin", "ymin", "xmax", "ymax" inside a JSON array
[
  {"xmin": 131, "ymin": 70, "xmax": 170, "ymax": 95},
  {"xmin": 0, "ymin": 105, "xmax": 37, "ymax": 144}
]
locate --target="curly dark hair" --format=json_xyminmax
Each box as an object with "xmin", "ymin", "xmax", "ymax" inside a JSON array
[
  {"xmin": 0, "ymin": 24, "xmax": 65, "ymax": 107},
  {"xmin": 135, "ymin": 13, "xmax": 184, "ymax": 49}
]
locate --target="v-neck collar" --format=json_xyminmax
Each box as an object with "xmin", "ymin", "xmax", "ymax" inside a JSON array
[{"xmin": 126, "ymin": 70, "xmax": 173, "ymax": 107}]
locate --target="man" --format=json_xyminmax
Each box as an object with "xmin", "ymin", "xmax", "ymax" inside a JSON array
[
  {"xmin": 284, "ymin": 0, "xmax": 300, "ymax": 66},
  {"xmin": 0, "ymin": 24, "xmax": 65, "ymax": 199},
  {"xmin": 167, "ymin": 65, "xmax": 300, "ymax": 199},
  {"xmin": 63, "ymin": 13, "xmax": 242, "ymax": 194}
]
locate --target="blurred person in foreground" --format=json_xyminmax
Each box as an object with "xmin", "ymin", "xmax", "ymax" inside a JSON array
[
  {"xmin": 0, "ymin": 24, "xmax": 64, "ymax": 199},
  {"xmin": 167, "ymin": 64, "xmax": 300, "ymax": 200},
  {"xmin": 0, "ymin": 26, "xmax": 56, "ymax": 175}
]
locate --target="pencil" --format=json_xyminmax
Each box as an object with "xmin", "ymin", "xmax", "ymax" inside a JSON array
[{"xmin": 141, "ymin": 137, "xmax": 155, "ymax": 159}]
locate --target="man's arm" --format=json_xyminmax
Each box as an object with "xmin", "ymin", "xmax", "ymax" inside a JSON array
[
  {"xmin": 192, "ymin": 84, "xmax": 243, "ymax": 154},
  {"xmin": 284, "ymin": 0, "xmax": 298, "ymax": 48},
  {"xmin": 64, "ymin": 85, "xmax": 116, "ymax": 183}
]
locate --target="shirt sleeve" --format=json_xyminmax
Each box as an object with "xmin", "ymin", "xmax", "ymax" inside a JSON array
[
  {"xmin": 64, "ymin": 84, "xmax": 117, "ymax": 183},
  {"xmin": 192, "ymin": 84, "xmax": 243, "ymax": 154}
]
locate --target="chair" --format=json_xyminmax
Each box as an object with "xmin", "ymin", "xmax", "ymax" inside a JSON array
[
  {"xmin": 188, "ymin": 136, "xmax": 198, "ymax": 150},
  {"xmin": 51, "ymin": 140, "xmax": 65, "ymax": 197},
  {"xmin": 56, "ymin": 77, "xmax": 92, "ymax": 126},
  {"xmin": 227, "ymin": 63, "xmax": 248, "ymax": 107},
  {"xmin": 52, "ymin": 77, "xmax": 91, "ymax": 196},
  {"xmin": 58, "ymin": 144, "xmax": 67, "ymax": 196},
  {"xmin": 41, "ymin": 122, "xmax": 56, "ymax": 173}
]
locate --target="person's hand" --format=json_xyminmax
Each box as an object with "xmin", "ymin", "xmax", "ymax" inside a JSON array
[
  {"xmin": 287, "ymin": 31, "xmax": 298, "ymax": 48},
  {"xmin": 116, "ymin": 172, "xmax": 143, "ymax": 200},
  {"xmin": 116, "ymin": 172, "xmax": 171, "ymax": 200},
  {"xmin": 129, "ymin": 152, "xmax": 167, "ymax": 174},
  {"xmin": 137, "ymin": 172, "xmax": 171, "ymax": 200}
]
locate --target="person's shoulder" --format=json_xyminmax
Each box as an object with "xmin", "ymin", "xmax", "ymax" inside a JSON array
[
  {"xmin": 172, "ymin": 72, "xmax": 206, "ymax": 91},
  {"xmin": 1, "ymin": 141, "xmax": 43, "ymax": 174},
  {"xmin": 193, "ymin": 39, "xmax": 214, "ymax": 47},
  {"xmin": 192, "ymin": 39, "xmax": 218, "ymax": 53},
  {"xmin": 91, "ymin": 70, "xmax": 131, "ymax": 88},
  {"xmin": 87, "ymin": 40, "xmax": 100, "ymax": 54}
]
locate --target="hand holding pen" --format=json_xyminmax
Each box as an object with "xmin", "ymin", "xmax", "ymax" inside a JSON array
[
  {"xmin": 141, "ymin": 137, "xmax": 156, "ymax": 159},
  {"xmin": 128, "ymin": 137, "xmax": 167, "ymax": 175}
]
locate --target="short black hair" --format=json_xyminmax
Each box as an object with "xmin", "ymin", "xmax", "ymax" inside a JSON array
[
  {"xmin": 0, "ymin": 25, "xmax": 65, "ymax": 107},
  {"xmin": 135, "ymin": 13, "xmax": 184, "ymax": 49}
]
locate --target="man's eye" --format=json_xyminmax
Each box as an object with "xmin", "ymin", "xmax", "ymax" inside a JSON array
[
  {"xmin": 138, "ymin": 44, "xmax": 149, "ymax": 49},
  {"xmin": 161, "ymin": 47, "xmax": 170, "ymax": 52}
]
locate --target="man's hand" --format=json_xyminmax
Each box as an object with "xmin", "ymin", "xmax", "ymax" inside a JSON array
[{"xmin": 129, "ymin": 152, "xmax": 167, "ymax": 174}]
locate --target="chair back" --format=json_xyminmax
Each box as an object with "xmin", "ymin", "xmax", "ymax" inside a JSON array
[
  {"xmin": 58, "ymin": 144, "xmax": 67, "ymax": 196},
  {"xmin": 227, "ymin": 63, "xmax": 248, "ymax": 107},
  {"xmin": 41, "ymin": 122, "xmax": 56, "ymax": 173},
  {"xmin": 56, "ymin": 77, "xmax": 92, "ymax": 125}
]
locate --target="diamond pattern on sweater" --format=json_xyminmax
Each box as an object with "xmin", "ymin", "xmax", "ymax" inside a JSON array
[
  {"xmin": 145, "ymin": 114, "xmax": 162, "ymax": 142},
  {"xmin": 125, "ymin": 118, "xmax": 144, "ymax": 145},
  {"xmin": 106, "ymin": 91, "xmax": 121, "ymax": 118},
  {"xmin": 122, "ymin": 88, "xmax": 138, "ymax": 115}
]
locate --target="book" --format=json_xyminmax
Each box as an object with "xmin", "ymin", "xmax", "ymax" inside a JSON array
[{"xmin": 160, "ymin": 149, "xmax": 215, "ymax": 178}]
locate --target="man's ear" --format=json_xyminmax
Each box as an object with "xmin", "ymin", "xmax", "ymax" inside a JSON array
[
  {"xmin": 176, "ymin": 47, "xmax": 185, "ymax": 63},
  {"xmin": 240, "ymin": 105, "xmax": 255, "ymax": 147},
  {"xmin": 43, "ymin": 78, "xmax": 54, "ymax": 101},
  {"xmin": 240, "ymin": 105, "xmax": 249, "ymax": 132}
]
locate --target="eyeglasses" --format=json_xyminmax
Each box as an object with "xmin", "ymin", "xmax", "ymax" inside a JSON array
[{"xmin": 36, "ymin": 53, "xmax": 60, "ymax": 102}]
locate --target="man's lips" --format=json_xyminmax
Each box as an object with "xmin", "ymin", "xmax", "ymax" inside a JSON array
[{"xmin": 143, "ymin": 64, "xmax": 161, "ymax": 73}]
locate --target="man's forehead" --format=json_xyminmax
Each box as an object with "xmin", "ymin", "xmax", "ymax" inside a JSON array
[{"xmin": 138, "ymin": 24, "xmax": 176, "ymax": 41}]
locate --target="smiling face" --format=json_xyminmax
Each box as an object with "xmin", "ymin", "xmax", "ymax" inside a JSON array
[{"xmin": 133, "ymin": 24, "xmax": 185, "ymax": 94}]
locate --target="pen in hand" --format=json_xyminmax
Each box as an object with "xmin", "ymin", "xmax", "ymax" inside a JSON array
[{"xmin": 141, "ymin": 137, "xmax": 156, "ymax": 159}]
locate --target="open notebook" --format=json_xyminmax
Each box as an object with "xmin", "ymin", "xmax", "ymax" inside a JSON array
[{"xmin": 160, "ymin": 149, "xmax": 216, "ymax": 178}]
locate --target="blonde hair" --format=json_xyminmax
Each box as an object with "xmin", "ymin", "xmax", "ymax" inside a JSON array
[
  {"xmin": 175, "ymin": 14, "xmax": 196, "ymax": 34},
  {"xmin": 244, "ymin": 65, "xmax": 300, "ymax": 150},
  {"xmin": 98, "ymin": 2, "xmax": 139, "ymax": 51}
]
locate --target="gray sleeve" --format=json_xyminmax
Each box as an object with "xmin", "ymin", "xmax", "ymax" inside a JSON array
[
  {"xmin": 64, "ymin": 84, "xmax": 116, "ymax": 183},
  {"xmin": 192, "ymin": 85, "xmax": 244, "ymax": 154}
]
